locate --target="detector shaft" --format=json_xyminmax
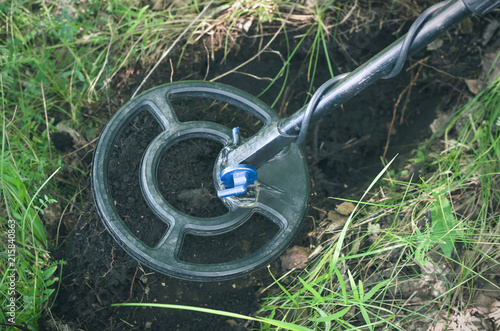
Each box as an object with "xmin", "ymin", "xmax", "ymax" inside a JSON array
[{"xmin": 225, "ymin": 0, "xmax": 497, "ymax": 169}]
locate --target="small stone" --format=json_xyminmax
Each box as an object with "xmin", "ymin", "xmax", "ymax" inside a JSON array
[
  {"xmin": 430, "ymin": 110, "xmax": 449, "ymax": 133},
  {"xmin": 326, "ymin": 211, "xmax": 348, "ymax": 232},
  {"xmin": 335, "ymin": 202, "xmax": 355, "ymax": 216},
  {"xmin": 43, "ymin": 203, "xmax": 62, "ymax": 226},
  {"xmin": 427, "ymin": 39, "xmax": 443, "ymax": 51},
  {"xmin": 279, "ymin": 246, "xmax": 310, "ymax": 270},
  {"xmin": 465, "ymin": 79, "xmax": 483, "ymax": 95},
  {"xmin": 227, "ymin": 320, "xmax": 238, "ymax": 327},
  {"xmin": 367, "ymin": 222, "xmax": 381, "ymax": 242},
  {"xmin": 482, "ymin": 19, "xmax": 500, "ymax": 46}
]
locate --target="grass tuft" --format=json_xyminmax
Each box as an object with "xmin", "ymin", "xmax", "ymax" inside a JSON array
[
  {"xmin": 256, "ymin": 75, "xmax": 500, "ymax": 329},
  {"xmin": 0, "ymin": 0, "xmax": 219, "ymax": 328}
]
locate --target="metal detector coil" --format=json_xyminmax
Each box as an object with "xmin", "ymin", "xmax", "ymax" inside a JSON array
[{"xmin": 92, "ymin": 82, "xmax": 309, "ymax": 281}]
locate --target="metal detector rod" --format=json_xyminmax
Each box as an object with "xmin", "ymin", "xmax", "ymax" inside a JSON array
[{"xmin": 225, "ymin": 0, "xmax": 499, "ymax": 169}]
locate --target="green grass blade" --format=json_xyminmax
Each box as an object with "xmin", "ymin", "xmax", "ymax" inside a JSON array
[
  {"xmin": 362, "ymin": 279, "xmax": 390, "ymax": 303},
  {"xmin": 269, "ymin": 268, "xmax": 299, "ymax": 308},
  {"xmin": 331, "ymin": 156, "xmax": 397, "ymax": 266},
  {"xmin": 113, "ymin": 303, "xmax": 311, "ymax": 331},
  {"xmin": 359, "ymin": 304, "xmax": 373, "ymax": 330},
  {"xmin": 430, "ymin": 196, "xmax": 457, "ymax": 258},
  {"xmin": 333, "ymin": 265, "xmax": 348, "ymax": 305},
  {"xmin": 312, "ymin": 306, "xmax": 351, "ymax": 323},
  {"xmin": 297, "ymin": 276, "xmax": 325, "ymax": 304}
]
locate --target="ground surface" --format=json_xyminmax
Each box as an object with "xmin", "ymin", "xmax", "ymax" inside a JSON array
[{"xmin": 41, "ymin": 4, "xmax": 497, "ymax": 330}]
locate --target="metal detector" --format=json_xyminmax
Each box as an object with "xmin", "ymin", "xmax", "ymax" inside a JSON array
[{"xmin": 93, "ymin": 0, "xmax": 499, "ymax": 281}]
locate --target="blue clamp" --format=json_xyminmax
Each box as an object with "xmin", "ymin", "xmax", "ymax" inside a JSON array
[{"xmin": 217, "ymin": 164, "xmax": 257, "ymax": 198}]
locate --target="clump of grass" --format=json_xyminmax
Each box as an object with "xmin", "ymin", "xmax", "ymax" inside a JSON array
[
  {"xmin": 255, "ymin": 76, "xmax": 500, "ymax": 330},
  {"xmin": 0, "ymin": 5, "xmax": 66, "ymax": 321},
  {"xmin": 0, "ymin": 79, "xmax": 64, "ymax": 328},
  {"xmin": 0, "ymin": 0, "xmax": 222, "ymax": 328},
  {"xmin": 203, "ymin": 0, "xmax": 355, "ymax": 110}
]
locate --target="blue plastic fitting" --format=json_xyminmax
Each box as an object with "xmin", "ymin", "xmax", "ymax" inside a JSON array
[{"xmin": 217, "ymin": 164, "xmax": 257, "ymax": 198}]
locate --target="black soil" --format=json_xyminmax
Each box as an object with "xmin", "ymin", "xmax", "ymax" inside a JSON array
[{"xmin": 43, "ymin": 4, "xmax": 492, "ymax": 330}]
